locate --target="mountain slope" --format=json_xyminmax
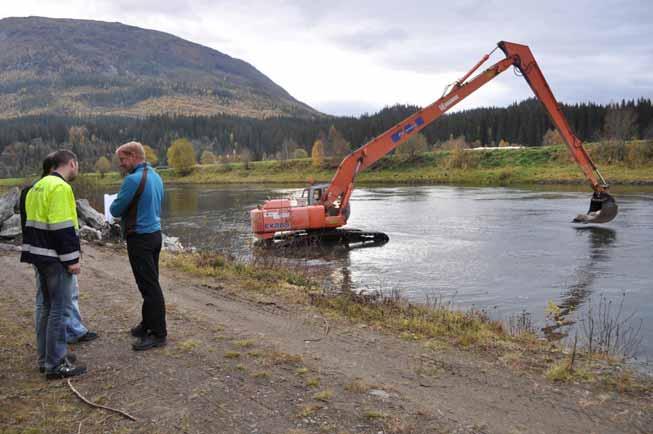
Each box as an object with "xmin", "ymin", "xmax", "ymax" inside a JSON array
[{"xmin": 0, "ymin": 16, "xmax": 320, "ymax": 119}]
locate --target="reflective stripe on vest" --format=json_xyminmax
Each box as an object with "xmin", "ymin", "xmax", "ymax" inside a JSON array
[{"xmin": 21, "ymin": 244, "xmax": 80, "ymax": 262}]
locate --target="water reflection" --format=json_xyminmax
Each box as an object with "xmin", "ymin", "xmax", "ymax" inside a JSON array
[
  {"xmin": 252, "ymin": 237, "xmax": 382, "ymax": 294},
  {"xmin": 543, "ymin": 226, "xmax": 617, "ymax": 340},
  {"xmin": 165, "ymin": 187, "xmax": 199, "ymax": 215}
]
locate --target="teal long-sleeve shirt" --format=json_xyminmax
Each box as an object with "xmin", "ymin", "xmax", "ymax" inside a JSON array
[{"xmin": 110, "ymin": 163, "xmax": 164, "ymax": 234}]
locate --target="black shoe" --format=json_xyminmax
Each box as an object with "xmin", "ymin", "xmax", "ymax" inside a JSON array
[
  {"xmin": 75, "ymin": 331, "xmax": 99, "ymax": 343},
  {"xmin": 45, "ymin": 358, "xmax": 86, "ymax": 380},
  {"xmin": 130, "ymin": 323, "xmax": 147, "ymax": 338},
  {"xmin": 132, "ymin": 333, "xmax": 167, "ymax": 351},
  {"xmin": 39, "ymin": 353, "xmax": 77, "ymax": 373}
]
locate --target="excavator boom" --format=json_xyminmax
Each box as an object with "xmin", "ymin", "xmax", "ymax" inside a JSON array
[{"xmin": 251, "ymin": 41, "xmax": 618, "ymax": 242}]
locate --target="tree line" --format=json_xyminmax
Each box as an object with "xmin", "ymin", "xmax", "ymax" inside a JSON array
[{"xmin": 0, "ymin": 97, "xmax": 651, "ymax": 177}]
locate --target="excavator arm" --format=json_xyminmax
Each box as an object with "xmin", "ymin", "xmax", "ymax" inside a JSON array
[{"xmin": 323, "ymin": 40, "xmax": 617, "ymax": 223}]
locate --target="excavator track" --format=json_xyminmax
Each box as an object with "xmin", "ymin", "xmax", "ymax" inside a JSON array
[{"xmin": 260, "ymin": 229, "xmax": 389, "ymax": 250}]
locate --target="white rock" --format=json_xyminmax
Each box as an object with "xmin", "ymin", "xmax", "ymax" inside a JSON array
[
  {"xmin": 0, "ymin": 214, "xmax": 21, "ymax": 239},
  {"xmin": 162, "ymin": 234, "xmax": 184, "ymax": 252},
  {"xmin": 368, "ymin": 389, "xmax": 391, "ymax": 400},
  {"xmin": 79, "ymin": 225, "xmax": 102, "ymax": 241},
  {"xmin": 0, "ymin": 187, "xmax": 19, "ymax": 224},
  {"xmin": 76, "ymin": 199, "xmax": 107, "ymax": 230}
]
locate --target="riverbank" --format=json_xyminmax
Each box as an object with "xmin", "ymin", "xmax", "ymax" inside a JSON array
[
  {"xmin": 2, "ymin": 143, "xmax": 653, "ymax": 190},
  {"xmin": 163, "ymin": 143, "xmax": 653, "ymax": 187},
  {"xmin": 1, "ymin": 243, "xmax": 651, "ymax": 434}
]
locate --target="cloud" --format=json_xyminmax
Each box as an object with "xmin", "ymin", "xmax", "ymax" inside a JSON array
[{"xmin": 1, "ymin": 0, "xmax": 651, "ymax": 116}]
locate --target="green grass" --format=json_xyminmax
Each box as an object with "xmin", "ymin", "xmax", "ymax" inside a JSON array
[
  {"xmin": 0, "ymin": 176, "xmax": 25, "ymax": 187},
  {"xmin": 224, "ymin": 351, "xmax": 241, "ymax": 359},
  {"xmin": 312, "ymin": 390, "xmax": 333, "ymax": 402},
  {"xmin": 305, "ymin": 377, "xmax": 320, "ymax": 388},
  {"xmin": 545, "ymin": 360, "xmax": 594, "ymax": 383}
]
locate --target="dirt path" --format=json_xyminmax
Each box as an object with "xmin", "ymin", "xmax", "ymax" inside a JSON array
[{"xmin": 1, "ymin": 244, "xmax": 651, "ymax": 434}]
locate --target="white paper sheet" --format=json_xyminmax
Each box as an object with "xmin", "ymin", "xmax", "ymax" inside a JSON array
[{"xmin": 104, "ymin": 193, "xmax": 117, "ymax": 223}]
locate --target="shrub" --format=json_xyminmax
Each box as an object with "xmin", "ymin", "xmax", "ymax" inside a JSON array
[
  {"xmin": 167, "ymin": 138, "xmax": 196, "ymax": 175},
  {"xmin": 443, "ymin": 144, "xmax": 480, "ymax": 169},
  {"xmin": 293, "ymin": 148, "xmax": 308, "ymax": 159},
  {"xmin": 94, "ymin": 156, "xmax": 111, "ymax": 178},
  {"xmin": 625, "ymin": 140, "xmax": 653, "ymax": 166},
  {"xmin": 591, "ymin": 140, "xmax": 626, "ymax": 164}
]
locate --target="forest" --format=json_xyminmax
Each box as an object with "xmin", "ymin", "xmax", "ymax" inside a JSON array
[{"xmin": 0, "ymin": 97, "xmax": 651, "ymax": 177}]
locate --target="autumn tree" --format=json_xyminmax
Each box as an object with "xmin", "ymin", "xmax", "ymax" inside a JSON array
[
  {"xmin": 325, "ymin": 125, "xmax": 350, "ymax": 165},
  {"xmin": 603, "ymin": 107, "xmax": 637, "ymax": 143},
  {"xmin": 311, "ymin": 139, "xmax": 325, "ymax": 168},
  {"xmin": 439, "ymin": 134, "xmax": 468, "ymax": 150},
  {"xmin": 68, "ymin": 126, "xmax": 88, "ymax": 145},
  {"xmin": 593, "ymin": 107, "xmax": 639, "ymax": 164},
  {"xmin": 542, "ymin": 129, "xmax": 563, "ymax": 146},
  {"xmin": 200, "ymin": 150, "xmax": 217, "ymax": 164},
  {"xmin": 143, "ymin": 144, "xmax": 158, "ymax": 165},
  {"xmin": 240, "ymin": 147, "xmax": 252, "ymax": 170},
  {"xmin": 167, "ymin": 138, "xmax": 196, "ymax": 175},
  {"xmin": 94, "ymin": 156, "xmax": 111, "ymax": 178},
  {"xmin": 397, "ymin": 132, "xmax": 428, "ymax": 158}
]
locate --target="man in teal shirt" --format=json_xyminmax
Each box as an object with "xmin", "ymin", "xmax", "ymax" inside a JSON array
[{"xmin": 110, "ymin": 141, "xmax": 166, "ymax": 351}]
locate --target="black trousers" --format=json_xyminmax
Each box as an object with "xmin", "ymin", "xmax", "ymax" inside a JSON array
[{"xmin": 127, "ymin": 231, "xmax": 166, "ymax": 337}]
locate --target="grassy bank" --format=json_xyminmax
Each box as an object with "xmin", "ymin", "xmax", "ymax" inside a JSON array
[
  {"xmin": 161, "ymin": 249, "xmax": 651, "ymax": 393},
  {"xmin": 2, "ymin": 142, "xmax": 652, "ymax": 191},
  {"xmin": 158, "ymin": 142, "xmax": 653, "ymax": 186}
]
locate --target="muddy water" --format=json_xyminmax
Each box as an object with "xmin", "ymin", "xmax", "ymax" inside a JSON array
[{"xmin": 96, "ymin": 183, "xmax": 653, "ymax": 364}]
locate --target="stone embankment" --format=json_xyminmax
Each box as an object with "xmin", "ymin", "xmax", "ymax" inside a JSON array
[{"xmin": 0, "ymin": 187, "xmax": 184, "ymax": 251}]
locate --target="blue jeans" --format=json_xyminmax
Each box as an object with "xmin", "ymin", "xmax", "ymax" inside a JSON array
[
  {"xmin": 34, "ymin": 262, "xmax": 74, "ymax": 371},
  {"xmin": 35, "ymin": 269, "xmax": 88, "ymax": 346}
]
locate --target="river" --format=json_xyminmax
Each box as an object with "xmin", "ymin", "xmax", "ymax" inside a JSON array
[{"xmin": 101, "ymin": 183, "xmax": 653, "ymax": 365}]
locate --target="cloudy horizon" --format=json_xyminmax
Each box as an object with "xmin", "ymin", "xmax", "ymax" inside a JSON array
[{"xmin": 1, "ymin": 0, "xmax": 651, "ymax": 116}]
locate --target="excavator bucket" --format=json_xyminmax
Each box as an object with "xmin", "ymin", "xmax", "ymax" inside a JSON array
[{"xmin": 572, "ymin": 192, "xmax": 618, "ymax": 224}]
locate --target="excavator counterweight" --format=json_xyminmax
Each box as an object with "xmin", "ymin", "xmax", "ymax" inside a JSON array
[{"xmin": 251, "ymin": 41, "xmax": 618, "ymax": 245}]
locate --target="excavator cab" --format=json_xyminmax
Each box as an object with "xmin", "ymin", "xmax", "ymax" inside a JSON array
[{"xmin": 302, "ymin": 184, "xmax": 327, "ymax": 205}]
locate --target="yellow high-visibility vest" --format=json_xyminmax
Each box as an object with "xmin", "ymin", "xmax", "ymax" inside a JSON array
[{"xmin": 21, "ymin": 173, "xmax": 80, "ymax": 265}]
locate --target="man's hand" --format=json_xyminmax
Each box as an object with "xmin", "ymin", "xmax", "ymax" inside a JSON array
[{"xmin": 67, "ymin": 263, "xmax": 81, "ymax": 275}]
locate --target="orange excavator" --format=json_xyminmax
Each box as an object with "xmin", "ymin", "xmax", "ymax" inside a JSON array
[{"xmin": 251, "ymin": 41, "xmax": 618, "ymax": 246}]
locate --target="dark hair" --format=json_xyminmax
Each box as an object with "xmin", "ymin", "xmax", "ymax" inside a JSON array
[
  {"xmin": 41, "ymin": 152, "xmax": 57, "ymax": 177},
  {"xmin": 50, "ymin": 150, "xmax": 78, "ymax": 170}
]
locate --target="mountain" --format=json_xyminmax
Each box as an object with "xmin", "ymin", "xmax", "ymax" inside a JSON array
[{"xmin": 0, "ymin": 17, "xmax": 321, "ymax": 119}]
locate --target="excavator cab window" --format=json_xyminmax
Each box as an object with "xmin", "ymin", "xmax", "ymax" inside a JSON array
[
  {"xmin": 313, "ymin": 188, "xmax": 322, "ymax": 203},
  {"xmin": 302, "ymin": 186, "xmax": 323, "ymax": 205}
]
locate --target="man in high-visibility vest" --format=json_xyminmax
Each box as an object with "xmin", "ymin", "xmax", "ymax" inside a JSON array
[
  {"xmin": 21, "ymin": 150, "xmax": 87, "ymax": 379},
  {"xmin": 21, "ymin": 154, "xmax": 98, "ymax": 353}
]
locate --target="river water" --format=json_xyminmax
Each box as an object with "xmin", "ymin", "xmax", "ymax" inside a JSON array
[{"xmin": 103, "ymin": 183, "xmax": 653, "ymax": 365}]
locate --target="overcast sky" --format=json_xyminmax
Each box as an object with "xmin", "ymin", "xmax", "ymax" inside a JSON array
[{"xmin": 1, "ymin": 0, "xmax": 651, "ymax": 116}]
